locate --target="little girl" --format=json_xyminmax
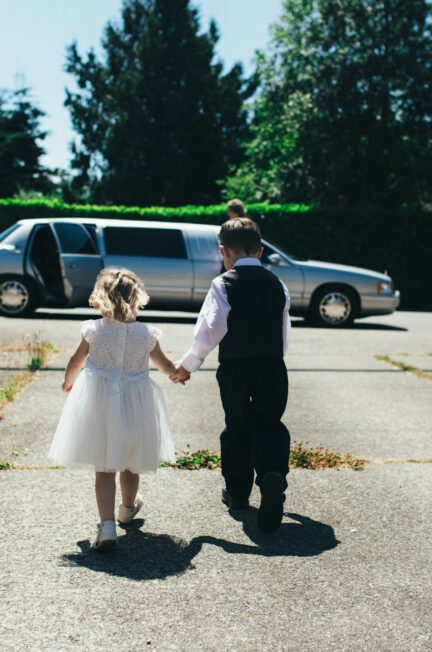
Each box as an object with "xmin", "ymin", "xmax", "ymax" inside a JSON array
[{"xmin": 49, "ymin": 267, "xmax": 178, "ymax": 551}]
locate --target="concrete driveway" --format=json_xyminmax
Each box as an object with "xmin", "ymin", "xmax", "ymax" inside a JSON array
[{"xmin": 0, "ymin": 310, "xmax": 431, "ymax": 650}]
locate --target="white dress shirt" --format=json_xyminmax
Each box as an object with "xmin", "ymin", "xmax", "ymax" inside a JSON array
[{"xmin": 180, "ymin": 257, "xmax": 291, "ymax": 373}]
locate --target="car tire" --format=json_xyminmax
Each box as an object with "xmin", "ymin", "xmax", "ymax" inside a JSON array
[
  {"xmin": 308, "ymin": 285, "xmax": 358, "ymax": 328},
  {"xmin": 0, "ymin": 276, "xmax": 37, "ymax": 318}
]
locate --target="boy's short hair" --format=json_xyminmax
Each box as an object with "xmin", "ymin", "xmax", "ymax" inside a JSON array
[
  {"xmin": 219, "ymin": 218, "xmax": 262, "ymax": 255},
  {"xmin": 226, "ymin": 198, "xmax": 246, "ymax": 217}
]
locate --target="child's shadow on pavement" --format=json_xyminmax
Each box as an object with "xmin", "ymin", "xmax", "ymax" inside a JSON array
[
  {"xmin": 61, "ymin": 511, "xmax": 339, "ymax": 582},
  {"xmin": 220, "ymin": 509, "xmax": 340, "ymax": 558}
]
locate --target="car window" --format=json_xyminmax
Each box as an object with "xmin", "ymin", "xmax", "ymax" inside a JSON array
[
  {"xmin": 83, "ymin": 224, "xmax": 99, "ymax": 249},
  {"xmin": 0, "ymin": 224, "xmax": 28, "ymax": 248},
  {"xmin": 0, "ymin": 225, "xmax": 19, "ymax": 243},
  {"xmin": 104, "ymin": 227, "xmax": 187, "ymax": 259},
  {"xmin": 54, "ymin": 223, "xmax": 98, "ymax": 255}
]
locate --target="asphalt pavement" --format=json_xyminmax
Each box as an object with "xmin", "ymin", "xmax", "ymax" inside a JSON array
[{"xmin": 0, "ymin": 310, "xmax": 431, "ymax": 650}]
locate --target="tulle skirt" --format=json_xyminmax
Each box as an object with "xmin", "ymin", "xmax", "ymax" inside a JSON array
[{"xmin": 49, "ymin": 367, "xmax": 176, "ymax": 474}]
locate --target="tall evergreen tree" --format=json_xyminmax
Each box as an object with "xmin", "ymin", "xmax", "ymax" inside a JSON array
[
  {"xmin": 0, "ymin": 88, "xmax": 49, "ymax": 197},
  {"xmin": 65, "ymin": 0, "xmax": 250, "ymax": 205},
  {"xmin": 224, "ymin": 0, "xmax": 432, "ymax": 206}
]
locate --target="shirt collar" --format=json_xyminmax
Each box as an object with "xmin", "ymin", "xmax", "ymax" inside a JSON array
[{"xmin": 234, "ymin": 257, "xmax": 262, "ymax": 268}]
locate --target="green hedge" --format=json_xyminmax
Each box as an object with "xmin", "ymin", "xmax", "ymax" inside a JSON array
[
  {"xmin": 0, "ymin": 198, "xmax": 311, "ymax": 222},
  {"xmin": 0, "ymin": 198, "xmax": 430, "ymax": 311}
]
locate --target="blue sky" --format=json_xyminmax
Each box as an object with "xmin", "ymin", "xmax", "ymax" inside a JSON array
[{"xmin": 0, "ymin": 0, "xmax": 282, "ymax": 170}]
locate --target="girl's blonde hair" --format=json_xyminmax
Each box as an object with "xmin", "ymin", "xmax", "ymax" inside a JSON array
[{"xmin": 89, "ymin": 267, "xmax": 149, "ymax": 321}]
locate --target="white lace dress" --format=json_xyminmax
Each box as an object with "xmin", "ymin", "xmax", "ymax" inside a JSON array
[{"xmin": 49, "ymin": 318, "xmax": 175, "ymax": 473}]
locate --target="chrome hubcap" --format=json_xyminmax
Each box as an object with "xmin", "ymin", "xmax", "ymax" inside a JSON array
[
  {"xmin": 0, "ymin": 280, "xmax": 29, "ymax": 314},
  {"xmin": 319, "ymin": 292, "xmax": 351, "ymax": 324}
]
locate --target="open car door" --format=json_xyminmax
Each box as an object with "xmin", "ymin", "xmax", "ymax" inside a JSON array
[{"xmin": 52, "ymin": 222, "xmax": 103, "ymax": 305}]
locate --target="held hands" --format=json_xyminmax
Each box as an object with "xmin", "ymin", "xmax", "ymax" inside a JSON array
[{"xmin": 169, "ymin": 363, "xmax": 191, "ymax": 385}]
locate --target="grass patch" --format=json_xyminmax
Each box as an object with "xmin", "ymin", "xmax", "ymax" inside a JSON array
[
  {"xmin": 0, "ymin": 461, "xmax": 64, "ymax": 470},
  {"xmin": 2, "ymin": 452, "xmax": 430, "ymax": 472},
  {"xmin": 0, "ymin": 460, "xmax": 16, "ymax": 470},
  {"xmin": 405, "ymin": 458, "xmax": 432, "ymax": 464},
  {"xmin": 0, "ymin": 373, "xmax": 32, "ymax": 407},
  {"xmin": 27, "ymin": 338, "xmax": 57, "ymax": 371},
  {"xmin": 162, "ymin": 449, "xmax": 221, "ymax": 470},
  {"xmin": 374, "ymin": 355, "xmax": 432, "ymax": 381},
  {"xmin": 0, "ymin": 335, "xmax": 57, "ymax": 414},
  {"xmin": 289, "ymin": 441, "xmax": 366, "ymax": 470},
  {"xmin": 162, "ymin": 442, "xmax": 367, "ymax": 471}
]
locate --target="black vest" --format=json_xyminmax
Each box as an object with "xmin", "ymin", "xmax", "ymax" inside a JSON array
[{"xmin": 218, "ymin": 265, "xmax": 286, "ymax": 361}]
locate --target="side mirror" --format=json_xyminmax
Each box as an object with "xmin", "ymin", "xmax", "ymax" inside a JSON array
[{"xmin": 268, "ymin": 253, "xmax": 288, "ymax": 267}]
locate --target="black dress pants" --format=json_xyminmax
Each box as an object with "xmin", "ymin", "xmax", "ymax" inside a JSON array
[{"xmin": 216, "ymin": 358, "xmax": 290, "ymax": 501}]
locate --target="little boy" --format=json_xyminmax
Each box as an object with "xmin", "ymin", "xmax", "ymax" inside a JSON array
[{"xmin": 171, "ymin": 218, "xmax": 291, "ymax": 532}]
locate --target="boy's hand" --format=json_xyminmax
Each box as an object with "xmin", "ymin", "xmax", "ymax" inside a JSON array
[
  {"xmin": 62, "ymin": 381, "xmax": 73, "ymax": 392},
  {"xmin": 169, "ymin": 364, "xmax": 191, "ymax": 385}
]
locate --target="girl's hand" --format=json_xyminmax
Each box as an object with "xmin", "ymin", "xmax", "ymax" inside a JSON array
[
  {"xmin": 62, "ymin": 382, "xmax": 73, "ymax": 392},
  {"xmin": 169, "ymin": 363, "xmax": 190, "ymax": 385},
  {"xmin": 168, "ymin": 373, "xmax": 186, "ymax": 385}
]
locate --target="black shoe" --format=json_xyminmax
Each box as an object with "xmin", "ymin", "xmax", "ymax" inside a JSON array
[
  {"xmin": 222, "ymin": 489, "xmax": 249, "ymax": 510},
  {"xmin": 257, "ymin": 472, "xmax": 285, "ymax": 533}
]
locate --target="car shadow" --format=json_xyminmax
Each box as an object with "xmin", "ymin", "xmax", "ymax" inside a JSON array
[
  {"xmin": 32, "ymin": 310, "xmax": 407, "ymax": 330},
  {"xmin": 32, "ymin": 310, "xmax": 198, "ymax": 324},
  {"xmin": 291, "ymin": 321, "xmax": 408, "ymax": 332},
  {"xmin": 61, "ymin": 512, "xmax": 339, "ymax": 582}
]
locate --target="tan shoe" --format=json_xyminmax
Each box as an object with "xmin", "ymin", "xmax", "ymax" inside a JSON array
[{"xmin": 118, "ymin": 497, "xmax": 143, "ymax": 524}]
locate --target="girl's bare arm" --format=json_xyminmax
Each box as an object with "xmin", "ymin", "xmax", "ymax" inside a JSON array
[
  {"xmin": 150, "ymin": 342, "xmax": 178, "ymax": 377},
  {"xmin": 62, "ymin": 338, "xmax": 89, "ymax": 391}
]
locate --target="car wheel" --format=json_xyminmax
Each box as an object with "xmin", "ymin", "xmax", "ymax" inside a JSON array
[
  {"xmin": 0, "ymin": 277, "xmax": 37, "ymax": 318},
  {"xmin": 309, "ymin": 286, "xmax": 357, "ymax": 327}
]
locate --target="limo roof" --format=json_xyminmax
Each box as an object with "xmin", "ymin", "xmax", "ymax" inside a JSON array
[{"xmin": 17, "ymin": 217, "xmax": 220, "ymax": 234}]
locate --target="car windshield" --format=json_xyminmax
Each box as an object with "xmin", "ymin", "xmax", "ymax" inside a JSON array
[
  {"xmin": 0, "ymin": 224, "xmax": 19, "ymax": 243},
  {"xmin": 0, "ymin": 223, "xmax": 31, "ymax": 249},
  {"xmin": 262, "ymin": 242, "xmax": 305, "ymax": 263}
]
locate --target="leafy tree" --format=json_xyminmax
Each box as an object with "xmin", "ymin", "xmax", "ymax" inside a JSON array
[
  {"xmin": 65, "ymin": 0, "xmax": 250, "ymax": 205},
  {"xmin": 224, "ymin": 0, "xmax": 432, "ymax": 207},
  {"xmin": 0, "ymin": 88, "xmax": 49, "ymax": 198}
]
